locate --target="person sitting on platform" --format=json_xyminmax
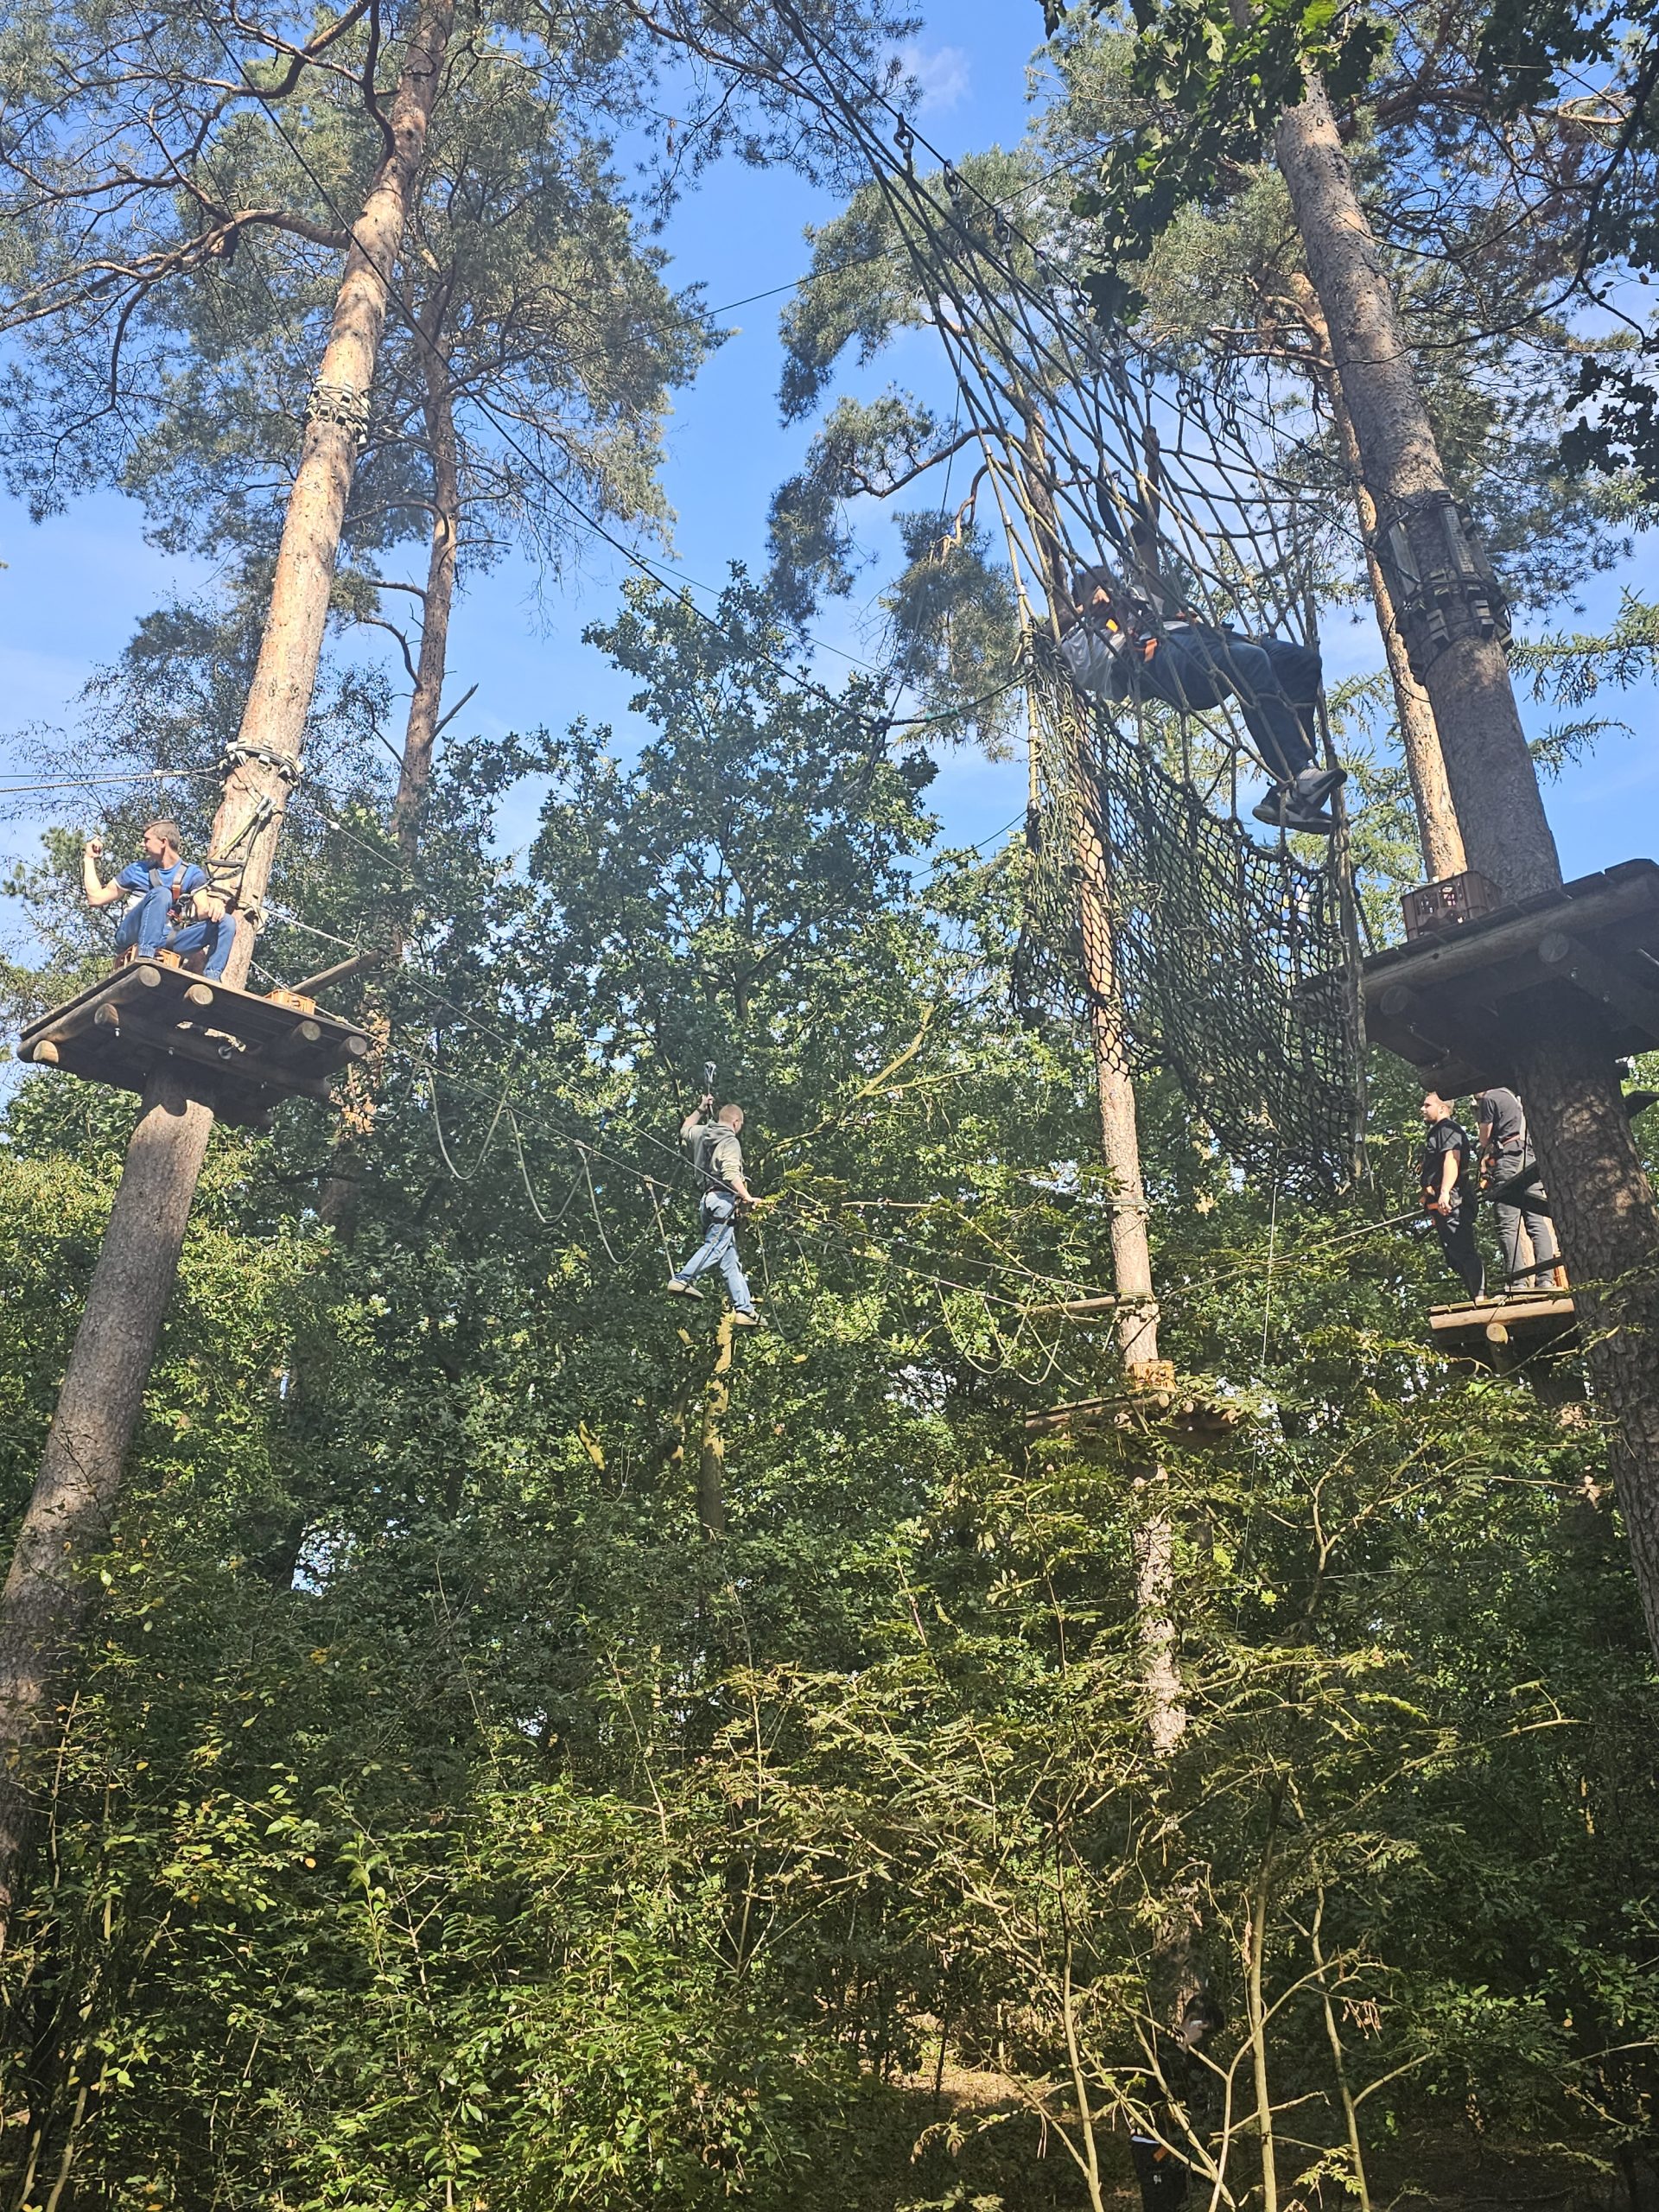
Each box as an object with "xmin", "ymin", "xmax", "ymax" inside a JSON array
[
  {"xmin": 82, "ymin": 820, "xmax": 238, "ymax": 980},
  {"xmin": 1058, "ymin": 568, "xmax": 1344, "ymax": 833},
  {"xmin": 1475, "ymin": 1084, "xmax": 1564, "ymax": 1294},
  {"xmin": 1421, "ymin": 1089, "xmax": 1485, "ymax": 1301},
  {"xmin": 666, "ymin": 1092, "xmax": 760, "ymax": 1328}
]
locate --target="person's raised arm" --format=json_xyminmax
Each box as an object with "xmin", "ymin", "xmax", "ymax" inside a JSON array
[
  {"xmin": 81, "ymin": 838, "xmax": 123, "ymax": 909},
  {"xmin": 679, "ymin": 1092, "xmax": 714, "ymax": 1141}
]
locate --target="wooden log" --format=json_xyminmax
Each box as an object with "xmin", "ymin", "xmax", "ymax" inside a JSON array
[
  {"xmin": 1023, "ymin": 1294, "xmax": 1122, "ymax": 1319},
  {"xmin": 93, "ymin": 1004, "xmax": 121, "ymax": 1033},
  {"xmin": 294, "ymin": 950, "xmax": 383, "ymax": 995},
  {"xmin": 25, "ymin": 1039, "xmax": 59, "ymax": 1065},
  {"xmin": 340, "ymin": 1032, "xmax": 372, "ymax": 1060},
  {"xmin": 184, "ymin": 982, "xmax": 214, "ymax": 1010},
  {"xmin": 281, "ymin": 1019, "xmax": 326, "ymax": 1055}
]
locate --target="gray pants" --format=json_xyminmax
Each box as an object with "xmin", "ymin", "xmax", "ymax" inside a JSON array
[{"xmin": 1491, "ymin": 1152, "xmax": 1559, "ymax": 1292}]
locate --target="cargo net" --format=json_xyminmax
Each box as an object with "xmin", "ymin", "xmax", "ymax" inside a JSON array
[
  {"xmin": 721, "ymin": 9, "xmax": 1366, "ymax": 1186},
  {"xmin": 1020, "ymin": 646, "xmax": 1365, "ymax": 1193}
]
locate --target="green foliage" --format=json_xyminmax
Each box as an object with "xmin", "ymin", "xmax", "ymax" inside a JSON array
[
  {"xmin": 3, "ymin": 581, "xmax": 1658, "ymax": 2207},
  {"xmin": 1064, "ymin": 0, "xmax": 1384, "ymax": 321}
]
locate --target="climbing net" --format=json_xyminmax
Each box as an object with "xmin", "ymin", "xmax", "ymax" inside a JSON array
[
  {"xmin": 737, "ymin": 3, "xmax": 1368, "ymax": 1183},
  {"xmin": 1020, "ymin": 645, "xmax": 1364, "ymax": 1191}
]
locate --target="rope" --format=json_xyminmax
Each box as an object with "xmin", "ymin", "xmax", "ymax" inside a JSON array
[{"xmin": 423, "ymin": 1071, "xmax": 510, "ymax": 1183}]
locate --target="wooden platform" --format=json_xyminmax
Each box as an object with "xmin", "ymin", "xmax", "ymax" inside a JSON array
[
  {"xmin": 15, "ymin": 962, "xmax": 372, "ymax": 1126},
  {"xmin": 1358, "ymin": 859, "xmax": 1659, "ymax": 1093},
  {"xmin": 1429, "ymin": 1291, "xmax": 1580, "ymax": 1370}
]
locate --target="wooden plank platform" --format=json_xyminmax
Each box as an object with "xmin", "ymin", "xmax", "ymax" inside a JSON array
[
  {"xmin": 15, "ymin": 962, "xmax": 372, "ymax": 1124},
  {"xmin": 1429, "ymin": 1291, "xmax": 1580, "ymax": 1370},
  {"xmin": 1357, "ymin": 859, "xmax": 1659, "ymax": 1093}
]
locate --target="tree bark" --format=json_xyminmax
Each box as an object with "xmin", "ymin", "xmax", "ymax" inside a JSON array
[
  {"xmin": 0, "ymin": 0, "xmax": 455, "ymax": 1936},
  {"xmin": 698, "ymin": 1310, "xmax": 735, "ymax": 1539},
  {"xmin": 392, "ymin": 322, "xmax": 461, "ymax": 857},
  {"xmin": 321, "ymin": 303, "xmax": 461, "ymax": 1229},
  {"xmin": 1273, "ymin": 74, "xmax": 1559, "ymax": 900},
  {"xmin": 1275, "ymin": 68, "xmax": 1659, "ymax": 1662},
  {"xmin": 1282, "ymin": 270, "xmax": 1464, "ymax": 880}
]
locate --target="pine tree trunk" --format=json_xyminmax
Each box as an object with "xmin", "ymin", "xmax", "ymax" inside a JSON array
[
  {"xmin": 1282, "ymin": 271, "xmax": 1465, "ymax": 880},
  {"xmin": 0, "ymin": 0, "xmax": 455, "ymax": 1936},
  {"xmin": 321, "ymin": 310, "xmax": 461, "ymax": 1228},
  {"xmin": 1275, "ymin": 70, "xmax": 1659, "ymax": 1662},
  {"xmin": 1274, "ymin": 76, "xmax": 1557, "ymax": 899}
]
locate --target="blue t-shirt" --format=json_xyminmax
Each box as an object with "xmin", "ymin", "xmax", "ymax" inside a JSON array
[{"xmin": 116, "ymin": 859, "xmax": 207, "ymax": 902}]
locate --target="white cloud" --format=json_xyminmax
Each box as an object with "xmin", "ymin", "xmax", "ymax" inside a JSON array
[{"xmin": 899, "ymin": 41, "xmax": 971, "ymax": 116}]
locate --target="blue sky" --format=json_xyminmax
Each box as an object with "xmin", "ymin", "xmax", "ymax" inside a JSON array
[{"xmin": 1, "ymin": 0, "xmax": 1654, "ymax": 911}]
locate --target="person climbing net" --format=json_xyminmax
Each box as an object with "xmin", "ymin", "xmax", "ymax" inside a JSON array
[{"xmin": 1058, "ymin": 568, "xmax": 1345, "ymax": 833}]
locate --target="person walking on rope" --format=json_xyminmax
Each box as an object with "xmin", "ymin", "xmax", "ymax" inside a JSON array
[
  {"xmin": 82, "ymin": 820, "xmax": 238, "ymax": 980},
  {"xmin": 1421, "ymin": 1089, "xmax": 1485, "ymax": 1300},
  {"xmin": 1059, "ymin": 569, "xmax": 1344, "ymax": 833},
  {"xmin": 1476, "ymin": 1084, "xmax": 1565, "ymax": 1294},
  {"xmin": 667, "ymin": 1093, "xmax": 761, "ymax": 1327}
]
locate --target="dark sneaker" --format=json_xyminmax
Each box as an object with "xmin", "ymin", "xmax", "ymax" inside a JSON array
[
  {"xmin": 1293, "ymin": 765, "xmax": 1346, "ymax": 807},
  {"xmin": 1251, "ymin": 788, "xmax": 1294, "ymax": 827},
  {"xmin": 1253, "ymin": 791, "xmax": 1333, "ymax": 834},
  {"xmin": 665, "ymin": 1278, "xmax": 703, "ymax": 1299}
]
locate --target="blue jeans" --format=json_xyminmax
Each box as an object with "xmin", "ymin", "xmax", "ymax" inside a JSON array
[
  {"xmin": 1136, "ymin": 626, "xmax": 1322, "ymax": 785},
  {"xmin": 116, "ymin": 887, "xmax": 238, "ymax": 979},
  {"xmin": 673, "ymin": 1196, "xmax": 753, "ymax": 1313}
]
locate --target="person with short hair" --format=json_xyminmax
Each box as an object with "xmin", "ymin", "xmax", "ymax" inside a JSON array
[
  {"xmin": 1475, "ymin": 1084, "xmax": 1561, "ymax": 1294},
  {"xmin": 1129, "ymin": 1993, "xmax": 1224, "ymax": 2209},
  {"xmin": 667, "ymin": 1092, "xmax": 760, "ymax": 1326},
  {"xmin": 82, "ymin": 818, "xmax": 237, "ymax": 979},
  {"xmin": 1421, "ymin": 1089, "xmax": 1484, "ymax": 1300},
  {"xmin": 1058, "ymin": 568, "xmax": 1344, "ymax": 832}
]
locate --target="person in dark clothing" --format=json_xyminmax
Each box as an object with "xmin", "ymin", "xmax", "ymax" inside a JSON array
[
  {"xmin": 1058, "ymin": 569, "xmax": 1344, "ymax": 832},
  {"xmin": 1421, "ymin": 1090, "xmax": 1484, "ymax": 1300},
  {"xmin": 667, "ymin": 1094, "xmax": 760, "ymax": 1325},
  {"xmin": 1475, "ymin": 1085, "xmax": 1562, "ymax": 1294},
  {"xmin": 1129, "ymin": 1994, "xmax": 1224, "ymax": 2210}
]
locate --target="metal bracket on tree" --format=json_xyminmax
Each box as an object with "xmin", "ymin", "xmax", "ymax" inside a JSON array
[
  {"xmin": 303, "ymin": 378, "xmax": 372, "ymax": 448},
  {"xmin": 215, "ymin": 741, "xmax": 306, "ymax": 785},
  {"xmin": 1367, "ymin": 488, "xmax": 1510, "ymax": 677}
]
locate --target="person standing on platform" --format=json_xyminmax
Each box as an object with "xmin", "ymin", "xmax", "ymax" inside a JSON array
[
  {"xmin": 1421, "ymin": 1090, "xmax": 1484, "ymax": 1300},
  {"xmin": 1475, "ymin": 1085, "xmax": 1563, "ymax": 1294}
]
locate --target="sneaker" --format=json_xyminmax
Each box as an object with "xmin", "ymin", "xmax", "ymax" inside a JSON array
[
  {"xmin": 1252, "ymin": 791, "xmax": 1333, "ymax": 834},
  {"xmin": 731, "ymin": 1310, "xmax": 761, "ymax": 1330},
  {"xmin": 1292, "ymin": 765, "xmax": 1346, "ymax": 807},
  {"xmin": 665, "ymin": 1278, "xmax": 703, "ymax": 1299}
]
